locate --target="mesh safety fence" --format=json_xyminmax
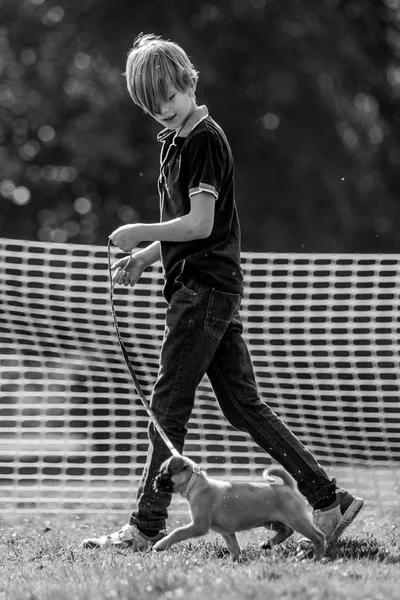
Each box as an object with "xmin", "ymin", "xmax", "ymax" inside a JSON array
[{"xmin": 1, "ymin": 238, "xmax": 399, "ymax": 512}]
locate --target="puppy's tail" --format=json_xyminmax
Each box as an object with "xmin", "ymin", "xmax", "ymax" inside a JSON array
[{"xmin": 263, "ymin": 467, "xmax": 296, "ymax": 490}]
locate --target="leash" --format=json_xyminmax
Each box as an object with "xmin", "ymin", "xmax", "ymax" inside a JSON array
[{"xmin": 107, "ymin": 239, "xmax": 181, "ymax": 458}]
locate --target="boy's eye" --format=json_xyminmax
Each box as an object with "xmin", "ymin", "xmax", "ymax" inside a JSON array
[{"xmin": 169, "ymin": 93, "xmax": 176, "ymax": 101}]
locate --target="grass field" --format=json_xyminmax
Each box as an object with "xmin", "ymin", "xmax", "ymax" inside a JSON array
[{"xmin": 1, "ymin": 506, "xmax": 399, "ymax": 600}]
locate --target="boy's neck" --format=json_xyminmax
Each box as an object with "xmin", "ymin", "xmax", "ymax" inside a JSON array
[{"xmin": 175, "ymin": 104, "xmax": 197, "ymax": 133}]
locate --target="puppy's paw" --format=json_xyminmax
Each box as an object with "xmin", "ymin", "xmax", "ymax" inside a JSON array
[
  {"xmin": 294, "ymin": 538, "xmax": 314, "ymax": 561},
  {"xmin": 230, "ymin": 552, "xmax": 241, "ymax": 562},
  {"xmin": 152, "ymin": 539, "xmax": 168, "ymax": 552}
]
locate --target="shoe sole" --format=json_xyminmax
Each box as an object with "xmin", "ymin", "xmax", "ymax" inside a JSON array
[
  {"xmin": 80, "ymin": 538, "xmax": 150, "ymax": 550},
  {"xmin": 80, "ymin": 539, "xmax": 103, "ymax": 549},
  {"xmin": 328, "ymin": 496, "xmax": 365, "ymax": 544},
  {"xmin": 80, "ymin": 532, "xmax": 166, "ymax": 551}
]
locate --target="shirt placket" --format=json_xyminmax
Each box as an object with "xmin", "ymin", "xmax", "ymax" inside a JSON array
[{"xmin": 159, "ymin": 140, "xmax": 180, "ymax": 211}]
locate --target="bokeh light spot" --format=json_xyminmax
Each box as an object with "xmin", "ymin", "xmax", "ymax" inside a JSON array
[
  {"xmin": 342, "ymin": 127, "xmax": 359, "ymax": 150},
  {"xmin": 262, "ymin": 113, "xmax": 280, "ymax": 130},
  {"xmin": 0, "ymin": 180, "xmax": 15, "ymax": 198},
  {"xmin": 74, "ymin": 53, "xmax": 91, "ymax": 70},
  {"xmin": 64, "ymin": 220, "xmax": 80, "ymax": 238},
  {"xmin": 0, "ymin": 85, "xmax": 14, "ymax": 108},
  {"xmin": 19, "ymin": 141, "xmax": 40, "ymax": 160},
  {"xmin": 20, "ymin": 49, "xmax": 37, "ymax": 66},
  {"xmin": 74, "ymin": 197, "xmax": 92, "ymax": 215},
  {"xmin": 59, "ymin": 166, "xmax": 77, "ymax": 182},
  {"xmin": 38, "ymin": 125, "xmax": 55, "ymax": 143},
  {"xmin": 50, "ymin": 228, "xmax": 68, "ymax": 242},
  {"xmin": 12, "ymin": 187, "xmax": 31, "ymax": 206},
  {"xmin": 369, "ymin": 125, "xmax": 384, "ymax": 145},
  {"xmin": 43, "ymin": 7, "xmax": 65, "ymax": 25},
  {"xmin": 117, "ymin": 205, "xmax": 138, "ymax": 223}
]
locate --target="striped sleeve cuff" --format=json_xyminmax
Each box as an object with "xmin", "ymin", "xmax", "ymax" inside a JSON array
[{"xmin": 189, "ymin": 182, "xmax": 218, "ymax": 200}]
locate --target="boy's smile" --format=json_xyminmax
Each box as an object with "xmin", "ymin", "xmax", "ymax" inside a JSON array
[{"xmin": 152, "ymin": 85, "xmax": 197, "ymax": 131}]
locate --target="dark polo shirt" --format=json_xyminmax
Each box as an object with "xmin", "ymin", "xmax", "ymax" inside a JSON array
[{"xmin": 157, "ymin": 105, "xmax": 244, "ymax": 302}]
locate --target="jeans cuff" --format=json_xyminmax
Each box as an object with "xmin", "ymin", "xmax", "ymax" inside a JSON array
[
  {"xmin": 306, "ymin": 478, "xmax": 337, "ymax": 507},
  {"xmin": 129, "ymin": 514, "xmax": 166, "ymax": 532}
]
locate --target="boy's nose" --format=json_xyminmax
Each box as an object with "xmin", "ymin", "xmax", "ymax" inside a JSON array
[{"xmin": 160, "ymin": 103, "xmax": 170, "ymax": 115}]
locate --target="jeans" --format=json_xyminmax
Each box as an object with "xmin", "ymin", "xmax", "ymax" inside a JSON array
[{"xmin": 130, "ymin": 276, "xmax": 336, "ymax": 532}]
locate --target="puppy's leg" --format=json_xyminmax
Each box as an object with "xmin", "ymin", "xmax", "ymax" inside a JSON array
[
  {"xmin": 283, "ymin": 510, "xmax": 325, "ymax": 561},
  {"xmin": 220, "ymin": 532, "xmax": 241, "ymax": 562},
  {"xmin": 153, "ymin": 520, "xmax": 210, "ymax": 553},
  {"xmin": 292, "ymin": 521, "xmax": 325, "ymax": 561},
  {"xmin": 260, "ymin": 521, "xmax": 294, "ymax": 551}
]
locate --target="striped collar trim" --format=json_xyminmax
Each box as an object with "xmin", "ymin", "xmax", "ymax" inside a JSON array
[{"xmin": 157, "ymin": 105, "xmax": 209, "ymax": 143}]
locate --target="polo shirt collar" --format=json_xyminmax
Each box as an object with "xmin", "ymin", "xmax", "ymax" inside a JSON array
[{"xmin": 157, "ymin": 105, "xmax": 209, "ymax": 143}]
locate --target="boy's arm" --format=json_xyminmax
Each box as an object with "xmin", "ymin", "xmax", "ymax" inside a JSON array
[
  {"xmin": 135, "ymin": 240, "xmax": 161, "ymax": 266},
  {"xmin": 110, "ymin": 192, "xmax": 215, "ymax": 253}
]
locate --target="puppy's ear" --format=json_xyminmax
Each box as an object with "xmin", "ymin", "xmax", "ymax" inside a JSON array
[
  {"xmin": 169, "ymin": 456, "xmax": 186, "ymax": 474},
  {"xmin": 160, "ymin": 457, "xmax": 172, "ymax": 474}
]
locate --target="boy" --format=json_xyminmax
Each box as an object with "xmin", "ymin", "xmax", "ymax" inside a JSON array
[{"xmin": 81, "ymin": 34, "xmax": 363, "ymax": 551}]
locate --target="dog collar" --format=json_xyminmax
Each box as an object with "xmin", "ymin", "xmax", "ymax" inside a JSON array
[{"xmin": 181, "ymin": 465, "xmax": 201, "ymax": 498}]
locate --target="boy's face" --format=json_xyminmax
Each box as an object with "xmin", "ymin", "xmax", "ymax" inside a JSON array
[{"xmin": 151, "ymin": 83, "xmax": 196, "ymax": 131}]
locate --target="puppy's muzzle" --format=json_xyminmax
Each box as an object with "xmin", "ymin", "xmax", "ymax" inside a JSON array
[{"xmin": 153, "ymin": 472, "xmax": 174, "ymax": 493}]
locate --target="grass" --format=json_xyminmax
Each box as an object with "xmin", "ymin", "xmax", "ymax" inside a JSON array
[{"xmin": 0, "ymin": 506, "xmax": 400, "ymax": 600}]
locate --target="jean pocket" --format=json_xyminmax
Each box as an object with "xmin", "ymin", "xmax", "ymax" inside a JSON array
[
  {"xmin": 174, "ymin": 274, "xmax": 198, "ymax": 297},
  {"xmin": 204, "ymin": 288, "xmax": 242, "ymax": 340}
]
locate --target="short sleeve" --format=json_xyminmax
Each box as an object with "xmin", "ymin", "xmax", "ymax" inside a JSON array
[{"xmin": 185, "ymin": 130, "xmax": 225, "ymax": 201}]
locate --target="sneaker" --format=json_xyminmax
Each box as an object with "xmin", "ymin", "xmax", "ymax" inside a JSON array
[
  {"xmin": 80, "ymin": 523, "xmax": 166, "ymax": 550},
  {"xmin": 313, "ymin": 488, "xmax": 364, "ymax": 544}
]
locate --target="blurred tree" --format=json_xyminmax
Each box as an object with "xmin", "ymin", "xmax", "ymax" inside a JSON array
[{"xmin": 0, "ymin": 0, "xmax": 399, "ymax": 252}]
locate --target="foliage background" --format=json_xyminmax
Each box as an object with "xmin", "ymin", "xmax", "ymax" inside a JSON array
[{"xmin": 1, "ymin": 0, "xmax": 400, "ymax": 253}]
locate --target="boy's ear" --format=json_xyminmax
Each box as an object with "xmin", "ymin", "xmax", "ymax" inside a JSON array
[{"xmin": 188, "ymin": 76, "xmax": 197, "ymax": 95}]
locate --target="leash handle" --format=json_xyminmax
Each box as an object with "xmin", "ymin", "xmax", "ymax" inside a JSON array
[{"xmin": 107, "ymin": 239, "xmax": 180, "ymax": 458}]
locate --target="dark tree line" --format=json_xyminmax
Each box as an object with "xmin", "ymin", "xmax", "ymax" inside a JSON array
[{"xmin": 1, "ymin": 0, "xmax": 399, "ymax": 252}]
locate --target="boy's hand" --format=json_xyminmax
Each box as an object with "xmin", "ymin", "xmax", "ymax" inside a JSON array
[
  {"xmin": 111, "ymin": 254, "xmax": 146, "ymax": 288},
  {"xmin": 109, "ymin": 224, "xmax": 143, "ymax": 253}
]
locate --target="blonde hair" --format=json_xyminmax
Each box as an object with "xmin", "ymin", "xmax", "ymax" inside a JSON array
[{"xmin": 125, "ymin": 34, "xmax": 199, "ymax": 115}]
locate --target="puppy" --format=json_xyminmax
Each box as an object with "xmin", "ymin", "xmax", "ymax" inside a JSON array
[{"xmin": 152, "ymin": 455, "xmax": 325, "ymax": 561}]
